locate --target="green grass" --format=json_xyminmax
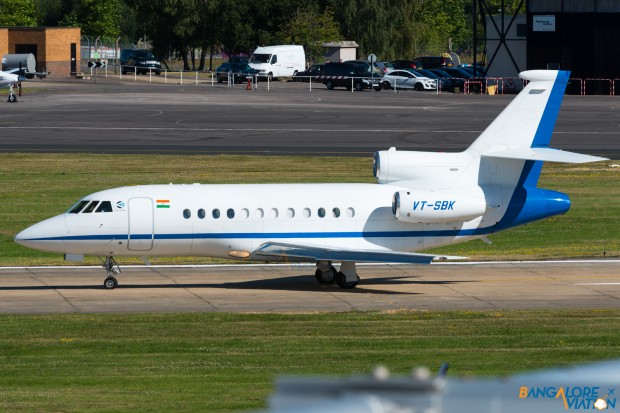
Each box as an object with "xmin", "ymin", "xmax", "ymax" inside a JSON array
[
  {"xmin": 0, "ymin": 310, "xmax": 619, "ymax": 412},
  {"xmin": 1, "ymin": 153, "xmax": 618, "ymax": 265}
]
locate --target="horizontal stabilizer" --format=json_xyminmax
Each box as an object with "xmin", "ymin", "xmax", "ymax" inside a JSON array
[
  {"xmin": 255, "ymin": 242, "xmax": 465, "ymax": 264},
  {"xmin": 483, "ymin": 147, "xmax": 607, "ymax": 164}
]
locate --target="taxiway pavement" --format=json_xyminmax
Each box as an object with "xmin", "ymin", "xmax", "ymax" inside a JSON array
[
  {"xmin": 1, "ymin": 260, "xmax": 618, "ymax": 313},
  {"xmin": 1, "ymin": 78, "xmax": 618, "ymax": 157}
]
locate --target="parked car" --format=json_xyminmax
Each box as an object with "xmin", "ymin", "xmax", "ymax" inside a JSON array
[
  {"xmin": 216, "ymin": 62, "xmax": 260, "ymax": 83},
  {"xmin": 375, "ymin": 61, "xmax": 394, "ymax": 74},
  {"xmin": 413, "ymin": 56, "xmax": 453, "ymax": 69},
  {"xmin": 414, "ymin": 69, "xmax": 452, "ymax": 91},
  {"xmin": 439, "ymin": 67, "xmax": 485, "ymax": 93},
  {"xmin": 293, "ymin": 64, "xmax": 324, "ymax": 82},
  {"xmin": 428, "ymin": 69, "xmax": 466, "ymax": 92},
  {"xmin": 390, "ymin": 60, "xmax": 422, "ymax": 70},
  {"xmin": 380, "ymin": 69, "xmax": 436, "ymax": 91},
  {"xmin": 319, "ymin": 62, "xmax": 382, "ymax": 91},
  {"xmin": 120, "ymin": 49, "xmax": 162, "ymax": 75},
  {"xmin": 344, "ymin": 60, "xmax": 383, "ymax": 76},
  {"xmin": 459, "ymin": 66, "xmax": 485, "ymax": 76}
]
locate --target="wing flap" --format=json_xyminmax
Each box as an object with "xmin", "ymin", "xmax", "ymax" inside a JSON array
[{"xmin": 254, "ymin": 242, "xmax": 464, "ymax": 264}]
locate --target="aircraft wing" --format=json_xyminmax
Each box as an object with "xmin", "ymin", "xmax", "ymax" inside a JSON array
[{"xmin": 254, "ymin": 242, "xmax": 464, "ymax": 264}]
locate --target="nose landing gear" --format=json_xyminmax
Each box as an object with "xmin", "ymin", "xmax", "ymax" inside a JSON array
[{"xmin": 100, "ymin": 256, "xmax": 122, "ymax": 289}]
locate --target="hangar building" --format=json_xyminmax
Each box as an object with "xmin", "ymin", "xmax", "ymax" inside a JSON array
[{"xmin": 0, "ymin": 27, "xmax": 80, "ymax": 77}]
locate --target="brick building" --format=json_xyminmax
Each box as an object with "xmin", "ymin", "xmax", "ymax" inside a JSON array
[{"xmin": 0, "ymin": 27, "xmax": 80, "ymax": 77}]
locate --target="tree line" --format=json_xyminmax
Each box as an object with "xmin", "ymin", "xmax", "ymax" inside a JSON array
[{"xmin": 2, "ymin": 0, "xmax": 524, "ymax": 70}]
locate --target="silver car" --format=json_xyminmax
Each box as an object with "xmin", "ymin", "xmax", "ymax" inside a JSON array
[{"xmin": 380, "ymin": 69, "xmax": 437, "ymax": 91}]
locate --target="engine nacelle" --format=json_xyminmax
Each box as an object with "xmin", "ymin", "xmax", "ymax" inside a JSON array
[
  {"xmin": 392, "ymin": 189, "xmax": 487, "ymax": 223},
  {"xmin": 374, "ymin": 147, "xmax": 470, "ymax": 185}
]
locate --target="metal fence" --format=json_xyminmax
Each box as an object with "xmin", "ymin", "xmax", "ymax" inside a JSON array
[{"xmin": 80, "ymin": 65, "xmax": 620, "ymax": 97}]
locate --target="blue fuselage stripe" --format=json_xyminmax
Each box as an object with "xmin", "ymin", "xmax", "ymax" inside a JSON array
[{"xmin": 24, "ymin": 227, "xmax": 501, "ymax": 242}]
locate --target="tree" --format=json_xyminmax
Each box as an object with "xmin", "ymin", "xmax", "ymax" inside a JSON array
[
  {"xmin": 33, "ymin": 0, "xmax": 71, "ymax": 26},
  {"xmin": 60, "ymin": 0, "xmax": 123, "ymax": 38},
  {"xmin": 279, "ymin": 7, "xmax": 341, "ymax": 64},
  {"xmin": 0, "ymin": 0, "xmax": 37, "ymax": 26},
  {"xmin": 329, "ymin": 0, "xmax": 391, "ymax": 58},
  {"xmin": 418, "ymin": 0, "xmax": 471, "ymax": 55}
]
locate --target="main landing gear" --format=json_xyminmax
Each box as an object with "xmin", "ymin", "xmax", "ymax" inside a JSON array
[
  {"xmin": 315, "ymin": 261, "xmax": 360, "ymax": 289},
  {"xmin": 100, "ymin": 256, "xmax": 122, "ymax": 289}
]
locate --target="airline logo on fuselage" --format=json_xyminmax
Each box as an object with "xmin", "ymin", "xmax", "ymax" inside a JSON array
[{"xmin": 413, "ymin": 201, "xmax": 456, "ymax": 211}]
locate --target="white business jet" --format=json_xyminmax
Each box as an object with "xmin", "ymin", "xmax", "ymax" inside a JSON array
[{"xmin": 15, "ymin": 70, "xmax": 606, "ymax": 289}]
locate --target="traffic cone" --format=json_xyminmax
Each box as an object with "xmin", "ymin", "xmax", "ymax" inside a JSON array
[{"xmin": 246, "ymin": 78, "xmax": 252, "ymax": 90}]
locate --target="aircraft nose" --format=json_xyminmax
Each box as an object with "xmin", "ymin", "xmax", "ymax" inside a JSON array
[{"xmin": 14, "ymin": 215, "xmax": 67, "ymax": 253}]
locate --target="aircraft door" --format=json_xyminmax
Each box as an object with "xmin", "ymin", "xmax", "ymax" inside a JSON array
[{"xmin": 128, "ymin": 197, "xmax": 154, "ymax": 251}]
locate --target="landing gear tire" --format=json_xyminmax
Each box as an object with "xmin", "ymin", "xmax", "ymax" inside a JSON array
[
  {"xmin": 336, "ymin": 272, "xmax": 359, "ymax": 289},
  {"xmin": 315, "ymin": 266, "xmax": 337, "ymax": 284},
  {"xmin": 104, "ymin": 276, "xmax": 118, "ymax": 290}
]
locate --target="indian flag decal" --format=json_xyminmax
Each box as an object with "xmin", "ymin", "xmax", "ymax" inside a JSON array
[{"xmin": 156, "ymin": 199, "xmax": 170, "ymax": 209}]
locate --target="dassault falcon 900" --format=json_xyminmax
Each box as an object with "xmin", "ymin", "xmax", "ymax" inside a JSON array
[{"xmin": 15, "ymin": 70, "xmax": 606, "ymax": 289}]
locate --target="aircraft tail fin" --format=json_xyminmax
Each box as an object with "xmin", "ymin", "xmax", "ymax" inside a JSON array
[
  {"xmin": 467, "ymin": 70, "xmax": 570, "ymax": 157},
  {"xmin": 465, "ymin": 70, "xmax": 606, "ymax": 187}
]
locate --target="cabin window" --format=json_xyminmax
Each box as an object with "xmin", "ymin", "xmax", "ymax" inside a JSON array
[
  {"xmin": 212, "ymin": 209, "xmax": 220, "ymax": 219},
  {"xmin": 318, "ymin": 207, "xmax": 325, "ymax": 218},
  {"xmin": 287, "ymin": 208, "xmax": 295, "ymax": 218},
  {"xmin": 303, "ymin": 208, "xmax": 311, "ymax": 218},
  {"xmin": 183, "ymin": 209, "xmax": 191, "ymax": 219},
  {"xmin": 241, "ymin": 208, "xmax": 249, "ymax": 219},
  {"xmin": 82, "ymin": 201, "xmax": 99, "ymax": 214},
  {"xmin": 198, "ymin": 209, "xmax": 206, "ymax": 219},
  {"xmin": 256, "ymin": 208, "xmax": 264, "ymax": 218},
  {"xmin": 270, "ymin": 208, "xmax": 279, "ymax": 218},
  {"xmin": 347, "ymin": 207, "xmax": 355, "ymax": 218},
  {"xmin": 227, "ymin": 208, "xmax": 235, "ymax": 219},
  {"xmin": 68, "ymin": 200, "xmax": 89, "ymax": 214},
  {"xmin": 95, "ymin": 201, "xmax": 113, "ymax": 213},
  {"xmin": 332, "ymin": 207, "xmax": 341, "ymax": 218}
]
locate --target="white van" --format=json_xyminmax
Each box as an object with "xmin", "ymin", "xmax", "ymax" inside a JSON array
[{"xmin": 249, "ymin": 45, "xmax": 305, "ymax": 79}]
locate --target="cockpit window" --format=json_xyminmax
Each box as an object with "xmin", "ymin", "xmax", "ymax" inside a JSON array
[
  {"xmin": 95, "ymin": 201, "xmax": 113, "ymax": 213},
  {"xmin": 82, "ymin": 201, "xmax": 99, "ymax": 214},
  {"xmin": 68, "ymin": 200, "xmax": 89, "ymax": 214}
]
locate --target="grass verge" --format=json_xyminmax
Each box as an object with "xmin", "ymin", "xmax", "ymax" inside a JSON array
[
  {"xmin": 1, "ymin": 153, "xmax": 618, "ymax": 266},
  {"xmin": 0, "ymin": 310, "xmax": 619, "ymax": 412}
]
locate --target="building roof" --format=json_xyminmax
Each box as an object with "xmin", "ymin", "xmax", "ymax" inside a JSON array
[{"xmin": 322, "ymin": 41, "xmax": 359, "ymax": 48}]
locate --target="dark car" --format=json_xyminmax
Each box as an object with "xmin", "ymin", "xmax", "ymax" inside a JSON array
[
  {"xmin": 414, "ymin": 69, "xmax": 452, "ymax": 91},
  {"xmin": 438, "ymin": 67, "xmax": 486, "ymax": 93},
  {"xmin": 319, "ymin": 62, "xmax": 382, "ymax": 91},
  {"xmin": 120, "ymin": 49, "xmax": 162, "ymax": 75},
  {"xmin": 428, "ymin": 69, "xmax": 465, "ymax": 92},
  {"xmin": 293, "ymin": 64, "xmax": 324, "ymax": 82},
  {"xmin": 413, "ymin": 56, "xmax": 453, "ymax": 69},
  {"xmin": 216, "ymin": 62, "xmax": 259, "ymax": 83},
  {"xmin": 344, "ymin": 60, "xmax": 383, "ymax": 76},
  {"xmin": 459, "ymin": 66, "xmax": 485, "ymax": 76},
  {"xmin": 390, "ymin": 60, "xmax": 422, "ymax": 70}
]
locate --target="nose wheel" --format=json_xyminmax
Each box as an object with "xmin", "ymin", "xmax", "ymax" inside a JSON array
[
  {"xmin": 104, "ymin": 276, "xmax": 118, "ymax": 289},
  {"xmin": 100, "ymin": 256, "xmax": 122, "ymax": 289}
]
